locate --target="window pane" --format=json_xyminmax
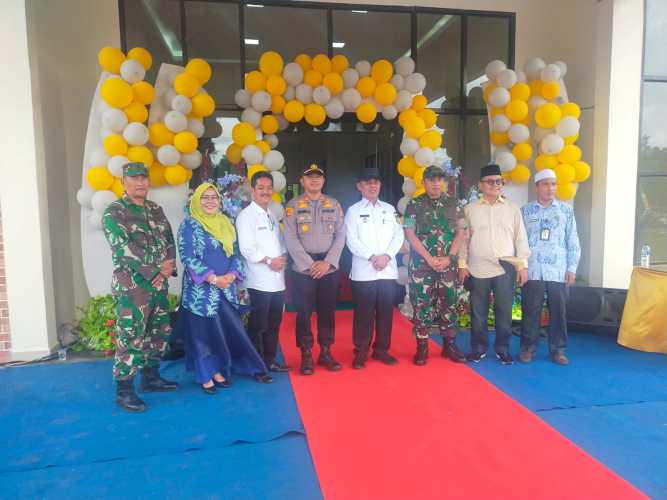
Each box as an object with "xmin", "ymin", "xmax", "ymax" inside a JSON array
[
  {"xmin": 332, "ymin": 10, "xmax": 410, "ymax": 63},
  {"xmin": 645, "ymin": 0, "xmax": 667, "ymax": 78},
  {"xmin": 244, "ymin": 5, "xmax": 327, "ymax": 64},
  {"xmin": 635, "ymin": 176, "xmax": 667, "ymax": 264},
  {"xmin": 463, "ymin": 115, "xmax": 491, "ymax": 182},
  {"xmin": 185, "ymin": 2, "xmax": 241, "ymax": 106},
  {"xmin": 417, "ymin": 14, "xmax": 462, "ymax": 110},
  {"xmin": 465, "ymin": 16, "xmax": 510, "ymax": 109},
  {"xmin": 639, "ymin": 82, "xmax": 667, "ymax": 174},
  {"xmin": 123, "ymin": 0, "xmax": 183, "ymax": 84}
]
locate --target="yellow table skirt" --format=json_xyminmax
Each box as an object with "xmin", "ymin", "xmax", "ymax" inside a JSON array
[{"xmin": 618, "ymin": 267, "xmax": 667, "ymax": 354}]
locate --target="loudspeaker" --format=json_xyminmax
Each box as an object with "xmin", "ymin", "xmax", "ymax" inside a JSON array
[{"xmin": 566, "ymin": 286, "xmax": 627, "ymax": 333}]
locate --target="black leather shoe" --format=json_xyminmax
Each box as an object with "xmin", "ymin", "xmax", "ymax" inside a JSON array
[
  {"xmin": 442, "ymin": 339, "xmax": 466, "ymax": 363},
  {"xmin": 352, "ymin": 350, "xmax": 367, "ymax": 369},
  {"xmin": 466, "ymin": 351, "xmax": 486, "ymax": 363},
  {"xmin": 214, "ymin": 379, "xmax": 231, "ymax": 388},
  {"xmin": 496, "ymin": 352, "xmax": 514, "ymax": 365},
  {"xmin": 116, "ymin": 379, "xmax": 147, "ymax": 412},
  {"xmin": 372, "ymin": 351, "xmax": 398, "ymax": 365},
  {"xmin": 254, "ymin": 373, "xmax": 274, "ymax": 384},
  {"xmin": 140, "ymin": 366, "xmax": 179, "ymax": 392},
  {"xmin": 268, "ymin": 361, "xmax": 290, "ymax": 373},
  {"xmin": 413, "ymin": 340, "xmax": 428, "ymax": 366},
  {"xmin": 300, "ymin": 349, "xmax": 314, "ymax": 375},
  {"xmin": 201, "ymin": 384, "xmax": 216, "ymax": 395},
  {"xmin": 317, "ymin": 346, "xmax": 342, "ymax": 371}
]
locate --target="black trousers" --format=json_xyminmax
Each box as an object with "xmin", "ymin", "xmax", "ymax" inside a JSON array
[
  {"xmin": 292, "ymin": 270, "xmax": 339, "ymax": 350},
  {"xmin": 247, "ymin": 288, "xmax": 284, "ymax": 365},
  {"xmin": 351, "ymin": 279, "xmax": 395, "ymax": 353},
  {"xmin": 469, "ymin": 262, "xmax": 515, "ymax": 355},
  {"xmin": 521, "ymin": 280, "xmax": 568, "ymax": 355}
]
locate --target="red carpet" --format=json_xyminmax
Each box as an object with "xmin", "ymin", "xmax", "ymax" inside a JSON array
[{"xmin": 280, "ymin": 310, "xmax": 646, "ymax": 500}]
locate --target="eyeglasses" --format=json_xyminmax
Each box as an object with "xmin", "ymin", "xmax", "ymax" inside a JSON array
[
  {"xmin": 201, "ymin": 195, "xmax": 220, "ymax": 202},
  {"xmin": 481, "ymin": 179, "xmax": 505, "ymax": 186}
]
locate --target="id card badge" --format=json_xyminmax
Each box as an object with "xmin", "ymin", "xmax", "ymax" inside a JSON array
[{"xmin": 540, "ymin": 228, "xmax": 550, "ymax": 241}]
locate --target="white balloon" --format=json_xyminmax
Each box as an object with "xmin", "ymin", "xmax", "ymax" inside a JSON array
[
  {"xmin": 355, "ymin": 60, "xmax": 371, "ymax": 77},
  {"xmin": 188, "ymin": 118, "xmax": 205, "ymax": 138},
  {"xmin": 516, "ymin": 71, "xmax": 527, "ymax": 83},
  {"xmin": 524, "ymin": 57, "xmax": 546, "ymax": 80},
  {"xmin": 234, "ymin": 89, "xmax": 252, "ymax": 109},
  {"xmin": 397, "ymin": 197, "xmax": 410, "ymax": 216},
  {"xmin": 533, "ymin": 127, "xmax": 553, "ymax": 143},
  {"xmin": 395, "ymin": 57, "xmax": 416, "ymax": 77},
  {"xmin": 277, "ymin": 114, "xmax": 289, "ymax": 131},
  {"xmin": 157, "ymin": 144, "xmax": 180, "ymax": 166},
  {"xmin": 540, "ymin": 63, "xmax": 562, "ymax": 83},
  {"xmin": 415, "ymin": 147, "xmax": 435, "ymax": 167},
  {"xmin": 390, "ymin": 74, "xmax": 405, "ymax": 91},
  {"xmin": 241, "ymin": 108, "xmax": 262, "ymax": 128},
  {"xmin": 382, "ymin": 105, "xmax": 398, "ymax": 120},
  {"xmin": 108, "ymin": 155, "xmax": 129, "ymax": 177},
  {"xmin": 171, "ymin": 95, "xmax": 192, "ymax": 114},
  {"xmin": 485, "ymin": 59, "xmax": 506, "ymax": 80},
  {"xmin": 91, "ymin": 190, "xmax": 118, "ymax": 213},
  {"xmin": 397, "ymin": 265, "xmax": 409, "ymax": 286},
  {"xmin": 181, "ymin": 150, "xmax": 203, "ymax": 169},
  {"xmin": 433, "ymin": 147, "xmax": 450, "ymax": 165},
  {"xmin": 242, "ymin": 145, "xmax": 263, "ymax": 165},
  {"xmin": 528, "ymin": 96, "xmax": 548, "ymax": 113},
  {"xmin": 402, "ymin": 178, "xmax": 417, "ymax": 196},
  {"xmin": 313, "ymin": 86, "xmax": 332, "ymax": 105},
  {"xmin": 405, "ymin": 73, "xmax": 426, "ymax": 94},
  {"xmin": 497, "ymin": 69, "xmax": 517, "ymax": 89},
  {"xmin": 284, "ymin": 85, "xmax": 296, "ymax": 101},
  {"xmin": 270, "ymin": 170, "xmax": 286, "ymax": 192},
  {"xmin": 264, "ymin": 150, "xmax": 285, "ymax": 171},
  {"xmin": 89, "ymin": 149, "xmax": 110, "ymax": 167},
  {"xmin": 341, "ymin": 88, "xmax": 362, "ymax": 111},
  {"xmin": 554, "ymin": 60, "xmax": 568, "ymax": 78},
  {"xmin": 508, "ymin": 123, "xmax": 530, "ymax": 144},
  {"xmin": 88, "ymin": 210, "xmax": 104, "ymax": 230},
  {"xmin": 264, "ymin": 134, "xmax": 279, "ymax": 148},
  {"xmin": 491, "ymin": 114, "xmax": 511, "ymax": 133},
  {"xmin": 251, "ymin": 91, "xmax": 272, "ymax": 113},
  {"xmin": 493, "ymin": 145, "xmax": 510, "ymax": 159},
  {"xmin": 325, "ymin": 97, "xmax": 344, "ymax": 119},
  {"xmin": 283, "ymin": 62, "xmax": 304, "ymax": 86},
  {"xmin": 496, "ymin": 151, "xmax": 517, "ymax": 172},
  {"xmin": 120, "ymin": 59, "xmax": 145, "ymax": 84},
  {"xmin": 269, "ymin": 201, "xmax": 285, "ymax": 222},
  {"xmin": 76, "ymin": 186, "xmax": 95, "ymax": 208},
  {"xmin": 540, "ymin": 133, "xmax": 565, "ymax": 155},
  {"xmin": 122, "ymin": 122, "xmax": 149, "ymax": 146},
  {"xmin": 102, "ymin": 108, "xmax": 128, "ymax": 133},
  {"xmin": 295, "ymin": 84, "xmax": 313, "ymax": 104},
  {"xmin": 400, "ymin": 138, "xmax": 420, "ymax": 156},
  {"xmin": 394, "ymin": 90, "xmax": 413, "ymax": 111},
  {"xmin": 489, "ymin": 87, "xmax": 511, "ymax": 108},
  {"xmin": 165, "ymin": 110, "xmax": 188, "ymax": 133},
  {"xmin": 555, "ymin": 116, "xmax": 580, "ymax": 138},
  {"xmin": 342, "ymin": 68, "xmax": 360, "ymax": 89}
]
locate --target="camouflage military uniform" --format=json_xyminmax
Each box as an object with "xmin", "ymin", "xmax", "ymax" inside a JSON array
[
  {"xmin": 404, "ymin": 193, "xmax": 462, "ymax": 340},
  {"xmin": 103, "ymin": 196, "xmax": 176, "ymax": 380}
]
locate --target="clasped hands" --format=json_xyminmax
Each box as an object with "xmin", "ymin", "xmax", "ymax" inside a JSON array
[
  {"xmin": 152, "ymin": 259, "xmax": 175, "ymax": 289},
  {"xmin": 207, "ymin": 272, "xmax": 236, "ymax": 289},
  {"xmin": 369, "ymin": 254, "xmax": 391, "ymax": 271},
  {"xmin": 426, "ymin": 255, "xmax": 451, "ymax": 272}
]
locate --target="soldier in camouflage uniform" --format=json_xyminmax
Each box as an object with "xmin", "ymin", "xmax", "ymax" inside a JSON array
[
  {"xmin": 403, "ymin": 165, "xmax": 467, "ymax": 366},
  {"xmin": 102, "ymin": 162, "xmax": 179, "ymax": 412}
]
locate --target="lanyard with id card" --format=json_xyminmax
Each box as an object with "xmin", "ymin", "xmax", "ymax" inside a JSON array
[{"xmin": 540, "ymin": 220, "xmax": 550, "ymax": 241}]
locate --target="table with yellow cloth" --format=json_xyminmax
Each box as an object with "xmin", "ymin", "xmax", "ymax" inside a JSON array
[{"xmin": 618, "ymin": 267, "xmax": 667, "ymax": 354}]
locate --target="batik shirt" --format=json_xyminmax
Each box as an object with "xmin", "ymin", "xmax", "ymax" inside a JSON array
[
  {"xmin": 103, "ymin": 196, "xmax": 176, "ymax": 295},
  {"xmin": 521, "ymin": 199, "xmax": 581, "ymax": 283}
]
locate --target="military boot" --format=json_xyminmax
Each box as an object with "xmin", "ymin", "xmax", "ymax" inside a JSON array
[
  {"xmin": 414, "ymin": 339, "xmax": 429, "ymax": 366},
  {"xmin": 300, "ymin": 348, "xmax": 314, "ymax": 375},
  {"xmin": 140, "ymin": 365, "xmax": 179, "ymax": 392},
  {"xmin": 442, "ymin": 338, "xmax": 466, "ymax": 363},
  {"xmin": 116, "ymin": 379, "xmax": 147, "ymax": 413},
  {"xmin": 317, "ymin": 346, "xmax": 342, "ymax": 371}
]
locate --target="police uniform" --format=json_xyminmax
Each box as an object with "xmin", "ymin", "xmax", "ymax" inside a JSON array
[{"xmin": 284, "ymin": 164, "xmax": 346, "ymax": 374}]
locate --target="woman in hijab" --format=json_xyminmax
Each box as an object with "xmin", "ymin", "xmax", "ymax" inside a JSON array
[{"xmin": 175, "ymin": 183, "xmax": 273, "ymax": 394}]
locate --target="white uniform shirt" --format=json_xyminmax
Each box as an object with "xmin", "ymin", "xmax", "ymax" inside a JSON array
[
  {"xmin": 236, "ymin": 201, "xmax": 286, "ymax": 292},
  {"xmin": 345, "ymin": 198, "xmax": 405, "ymax": 281}
]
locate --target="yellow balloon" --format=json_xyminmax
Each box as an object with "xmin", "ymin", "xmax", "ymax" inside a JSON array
[
  {"xmin": 564, "ymin": 133, "xmax": 579, "ymax": 145},
  {"xmin": 371, "ymin": 59, "xmax": 393, "ymax": 84},
  {"xmin": 259, "ymin": 51, "xmax": 284, "ymax": 77},
  {"xmin": 101, "ymin": 77, "xmax": 133, "ymax": 109},
  {"xmin": 556, "ymin": 182, "xmax": 577, "ymax": 200},
  {"xmin": 149, "ymin": 123, "xmax": 175, "ymax": 147},
  {"xmin": 509, "ymin": 164, "xmax": 531, "ymax": 183},
  {"xmin": 513, "ymin": 143, "xmax": 533, "ymax": 161},
  {"xmin": 509, "ymin": 82, "xmax": 531, "ymax": 101},
  {"xmin": 304, "ymin": 70, "xmax": 323, "ymax": 88},
  {"xmin": 284, "ymin": 100, "xmax": 305, "ymax": 123},
  {"xmin": 519, "ymin": 115, "xmax": 532, "ymax": 126},
  {"xmin": 149, "ymin": 163, "xmax": 167, "ymax": 187},
  {"xmin": 305, "ymin": 103, "xmax": 327, "ymax": 126},
  {"xmin": 174, "ymin": 72, "xmax": 201, "ymax": 98},
  {"xmin": 226, "ymin": 143, "xmax": 242, "ymax": 164},
  {"xmin": 164, "ymin": 165, "xmax": 189, "ymax": 185},
  {"xmin": 417, "ymin": 109, "xmax": 437, "ymax": 129},
  {"xmin": 483, "ymin": 83, "xmax": 497, "ymax": 104},
  {"xmin": 245, "ymin": 71, "xmax": 267, "ymax": 92},
  {"xmin": 323, "ymin": 73, "xmax": 344, "ymax": 95},
  {"xmin": 103, "ymin": 134, "xmax": 129, "ymax": 156},
  {"xmin": 356, "ymin": 102, "xmax": 377, "ymax": 124},
  {"xmin": 490, "ymin": 131, "xmax": 509, "ymax": 146},
  {"xmin": 331, "ymin": 54, "xmax": 349, "ymax": 74},
  {"xmin": 404, "ymin": 118, "xmax": 426, "ymax": 139},
  {"xmin": 535, "ymin": 103, "xmax": 562, "ymax": 129},
  {"xmin": 558, "ymin": 144, "xmax": 582, "ymax": 164},
  {"xmin": 110, "ymin": 177, "xmax": 125, "ymax": 197},
  {"xmin": 127, "ymin": 47, "xmax": 153, "ymax": 71},
  {"xmin": 411, "ymin": 95, "xmax": 428, "ymax": 111},
  {"xmin": 123, "ymin": 102, "xmax": 148, "ymax": 123},
  {"xmin": 174, "ymin": 131, "xmax": 198, "ymax": 153},
  {"xmin": 502, "ymin": 172, "xmax": 512, "ymax": 183},
  {"xmin": 573, "ymin": 160, "xmax": 591, "ymax": 182},
  {"xmin": 266, "ymin": 75, "xmax": 287, "ymax": 96},
  {"xmin": 356, "ymin": 77, "xmax": 376, "ymax": 98},
  {"xmin": 232, "ymin": 122, "xmax": 257, "ymax": 146},
  {"xmin": 131, "ymin": 81, "xmax": 155, "ymax": 105},
  {"xmin": 413, "ymin": 166, "xmax": 426, "ymax": 187},
  {"xmin": 555, "ymin": 163, "xmax": 575, "ymax": 184},
  {"xmin": 260, "ymin": 115, "xmax": 279, "ymax": 135},
  {"xmin": 191, "ymin": 93, "xmax": 216, "ymax": 118},
  {"xmin": 295, "ymin": 54, "xmax": 312, "ymax": 72},
  {"xmin": 374, "ymin": 83, "xmax": 397, "ymax": 106},
  {"xmin": 398, "ymin": 109, "xmax": 418, "ymax": 127},
  {"xmin": 98, "ymin": 47, "xmax": 126, "ymax": 74},
  {"xmin": 312, "ymin": 54, "xmax": 332, "ymax": 74},
  {"xmin": 419, "ymin": 130, "xmax": 442, "ymax": 150},
  {"xmin": 561, "ymin": 102, "xmax": 581, "ymax": 119},
  {"xmin": 528, "ymin": 80, "xmax": 543, "ymax": 97},
  {"xmin": 247, "ymin": 164, "xmax": 268, "ymax": 181},
  {"xmin": 412, "ymin": 187, "xmax": 426, "ymax": 198},
  {"xmin": 86, "ymin": 166, "xmax": 114, "ymax": 190},
  {"xmin": 255, "ymin": 140, "xmax": 271, "ymax": 154},
  {"xmin": 127, "ymin": 146, "xmax": 154, "ymax": 167},
  {"xmin": 397, "ymin": 156, "xmax": 418, "ymax": 178},
  {"xmin": 271, "ymin": 95, "xmax": 286, "ymax": 114},
  {"xmin": 505, "ymin": 100, "xmax": 528, "ymax": 122},
  {"xmin": 535, "ymin": 154, "xmax": 558, "ymax": 171},
  {"xmin": 272, "ymin": 193, "xmax": 283, "ymax": 203},
  {"xmin": 541, "ymin": 81, "xmax": 561, "ymax": 100}
]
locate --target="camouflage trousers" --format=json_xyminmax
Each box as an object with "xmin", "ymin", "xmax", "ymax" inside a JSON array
[
  {"xmin": 113, "ymin": 289, "xmax": 171, "ymax": 380},
  {"xmin": 409, "ymin": 264, "xmax": 459, "ymax": 340}
]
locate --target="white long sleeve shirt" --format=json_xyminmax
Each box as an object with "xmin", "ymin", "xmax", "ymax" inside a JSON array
[
  {"xmin": 236, "ymin": 201, "xmax": 286, "ymax": 292},
  {"xmin": 345, "ymin": 198, "xmax": 404, "ymax": 281}
]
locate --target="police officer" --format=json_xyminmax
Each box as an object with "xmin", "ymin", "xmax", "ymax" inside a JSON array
[
  {"xmin": 103, "ymin": 162, "xmax": 179, "ymax": 413},
  {"xmin": 284, "ymin": 164, "xmax": 346, "ymax": 375},
  {"xmin": 403, "ymin": 165, "xmax": 466, "ymax": 366}
]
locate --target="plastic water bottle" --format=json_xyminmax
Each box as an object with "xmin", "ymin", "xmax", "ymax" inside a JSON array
[{"xmin": 640, "ymin": 244, "xmax": 651, "ymax": 268}]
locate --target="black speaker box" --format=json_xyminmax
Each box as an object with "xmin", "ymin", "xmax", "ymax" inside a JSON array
[{"xmin": 566, "ymin": 286, "xmax": 627, "ymax": 334}]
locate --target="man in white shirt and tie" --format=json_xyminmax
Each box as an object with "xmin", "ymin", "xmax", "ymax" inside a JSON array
[
  {"xmin": 236, "ymin": 171, "xmax": 289, "ymax": 373},
  {"xmin": 345, "ymin": 167, "xmax": 405, "ymax": 369}
]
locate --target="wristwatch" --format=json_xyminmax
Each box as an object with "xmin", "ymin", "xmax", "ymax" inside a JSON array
[{"xmin": 266, "ymin": 257, "xmax": 273, "ymax": 266}]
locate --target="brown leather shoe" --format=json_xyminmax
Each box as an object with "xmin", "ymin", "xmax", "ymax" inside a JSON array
[
  {"xmin": 551, "ymin": 353, "xmax": 569, "ymax": 365},
  {"xmin": 519, "ymin": 351, "xmax": 533, "ymax": 363}
]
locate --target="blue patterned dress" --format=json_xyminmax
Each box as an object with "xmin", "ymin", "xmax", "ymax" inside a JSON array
[{"xmin": 173, "ymin": 217, "xmax": 267, "ymax": 384}]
